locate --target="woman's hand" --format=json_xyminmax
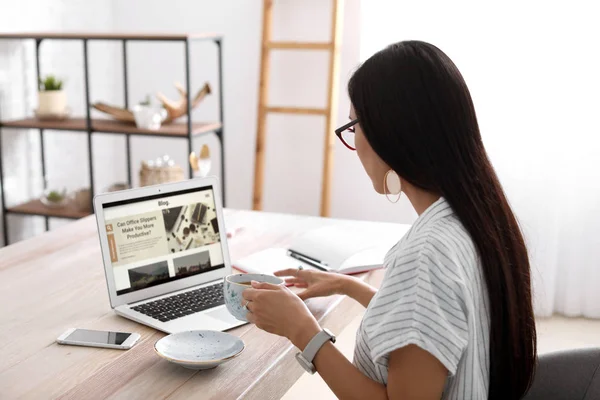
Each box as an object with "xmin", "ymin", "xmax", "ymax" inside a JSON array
[
  {"xmin": 276, "ymin": 268, "xmax": 378, "ymax": 308},
  {"xmin": 274, "ymin": 268, "xmax": 345, "ymax": 300},
  {"xmin": 241, "ymin": 281, "xmax": 320, "ymax": 348}
]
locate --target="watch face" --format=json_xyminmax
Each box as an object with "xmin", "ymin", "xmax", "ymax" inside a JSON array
[{"xmin": 295, "ymin": 352, "xmax": 316, "ymax": 374}]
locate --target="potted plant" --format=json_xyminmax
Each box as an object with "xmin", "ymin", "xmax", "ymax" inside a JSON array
[
  {"xmin": 40, "ymin": 187, "xmax": 68, "ymax": 208},
  {"xmin": 37, "ymin": 75, "xmax": 67, "ymax": 117}
]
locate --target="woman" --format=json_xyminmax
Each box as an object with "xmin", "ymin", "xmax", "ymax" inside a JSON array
[{"xmin": 242, "ymin": 40, "xmax": 537, "ymax": 399}]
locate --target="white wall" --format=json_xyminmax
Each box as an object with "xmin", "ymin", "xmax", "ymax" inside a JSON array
[{"xmin": 111, "ymin": 0, "xmax": 418, "ymax": 223}]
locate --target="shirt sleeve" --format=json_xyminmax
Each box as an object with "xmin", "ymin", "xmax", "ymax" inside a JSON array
[{"xmin": 363, "ymin": 243, "xmax": 469, "ymax": 375}]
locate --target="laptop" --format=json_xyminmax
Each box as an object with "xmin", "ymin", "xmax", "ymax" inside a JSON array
[{"xmin": 94, "ymin": 177, "xmax": 246, "ymax": 333}]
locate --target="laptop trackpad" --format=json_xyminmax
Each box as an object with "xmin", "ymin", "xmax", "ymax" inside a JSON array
[{"xmin": 206, "ymin": 307, "xmax": 245, "ymax": 326}]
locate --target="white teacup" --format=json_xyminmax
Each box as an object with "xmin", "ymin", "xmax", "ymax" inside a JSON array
[{"xmin": 223, "ymin": 274, "xmax": 284, "ymax": 322}]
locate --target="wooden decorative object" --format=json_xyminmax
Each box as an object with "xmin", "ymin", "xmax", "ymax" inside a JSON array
[
  {"xmin": 156, "ymin": 82, "xmax": 211, "ymax": 122},
  {"xmin": 92, "ymin": 102, "xmax": 135, "ymax": 123},
  {"xmin": 189, "ymin": 144, "xmax": 212, "ymax": 177},
  {"xmin": 92, "ymin": 82, "xmax": 212, "ymax": 124}
]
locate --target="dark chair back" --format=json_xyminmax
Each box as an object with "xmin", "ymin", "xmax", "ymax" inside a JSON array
[{"xmin": 523, "ymin": 348, "xmax": 600, "ymax": 400}]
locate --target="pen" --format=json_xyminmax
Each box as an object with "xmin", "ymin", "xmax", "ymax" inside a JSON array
[
  {"xmin": 287, "ymin": 250, "xmax": 332, "ymax": 272},
  {"xmin": 288, "ymin": 249, "xmax": 328, "ymax": 265}
]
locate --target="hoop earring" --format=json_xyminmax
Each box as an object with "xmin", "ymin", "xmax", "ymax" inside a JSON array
[{"xmin": 384, "ymin": 170, "xmax": 401, "ymax": 203}]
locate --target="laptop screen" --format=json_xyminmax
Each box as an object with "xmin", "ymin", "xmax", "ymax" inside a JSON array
[{"xmin": 101, "ymin": 185, "xmax": 224, "ymax": 296}]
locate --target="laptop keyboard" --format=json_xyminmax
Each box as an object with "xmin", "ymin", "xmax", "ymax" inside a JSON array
[{"xmin": 131, "ymin": 282, "xmax": 224, "ymax": 323}]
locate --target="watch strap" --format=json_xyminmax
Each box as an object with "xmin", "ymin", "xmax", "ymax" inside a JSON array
[{"xmin": 302, "ymin": 329, "xmax": 335, "ymax": 362}]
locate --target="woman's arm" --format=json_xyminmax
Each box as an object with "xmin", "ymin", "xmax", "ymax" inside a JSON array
[
  {"xmin": 338, "ymin": 274, "xmax": 378, "ymax": 308},
  {"xmin": 292, "ymin": 324, "xmax": 388, "ymax": 400},
  {"xmin": 244, "ymin": 281, "xmax": 448, "ymax": 400},
  {"xmin": 293, "ymin": 325, "xmax": 448, "ymax": 400}
]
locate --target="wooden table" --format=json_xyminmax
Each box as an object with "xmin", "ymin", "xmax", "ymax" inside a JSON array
[{"xmin": 0, "ymin": 210, "xmax": 409, "ymax": 399}]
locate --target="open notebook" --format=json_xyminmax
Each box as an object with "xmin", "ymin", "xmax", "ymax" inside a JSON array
[{"xmin": 233, "ymin": 224, "xmax": 410, "ymax": 276}]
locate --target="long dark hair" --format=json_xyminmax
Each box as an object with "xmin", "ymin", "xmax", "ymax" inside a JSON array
[{"xmin": 349, "ymin": 41, "xmax": 536, "ymax": 399}]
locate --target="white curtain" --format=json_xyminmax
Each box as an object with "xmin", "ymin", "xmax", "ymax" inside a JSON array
[{"xmin": 360, "ymin": 1, "xmax": 600, "ymax": 317}]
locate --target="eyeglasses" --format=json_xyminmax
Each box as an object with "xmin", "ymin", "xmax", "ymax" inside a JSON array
[{"xmin": 335, "ymin": 119, "xmax": 358, "ymax": 150}]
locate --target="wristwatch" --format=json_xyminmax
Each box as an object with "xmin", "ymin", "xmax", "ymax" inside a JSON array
[{"xmin": 295, "ymin": 328, "xmax": 336, "ymax": 374}]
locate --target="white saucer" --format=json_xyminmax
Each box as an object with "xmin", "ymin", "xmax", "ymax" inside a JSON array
[{"xmin": 154, "ymin": 330, "xmax": 244, "ymax": 370}]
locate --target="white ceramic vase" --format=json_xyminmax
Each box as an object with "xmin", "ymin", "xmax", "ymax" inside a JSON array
[
  {"xmin": 38, "ymin": 90, "xmax": 67, "ymax": 115},
  {"xmin": 132, "ymin": 105, "xmax": 168, "ymax": 130}
]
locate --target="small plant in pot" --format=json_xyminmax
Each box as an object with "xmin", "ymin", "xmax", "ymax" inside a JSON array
[
  {"xmin": 41, "ymin": 187, "xmax": 68, "ymax": 208},
  {"xmin": 37, "ymin": 75, "xmax": 68, "ymax": 118}
]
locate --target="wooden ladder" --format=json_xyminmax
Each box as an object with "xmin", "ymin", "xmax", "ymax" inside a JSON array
[{"xmin": 252, "ymin": 0, "xmax": 344, "ymax": 217}]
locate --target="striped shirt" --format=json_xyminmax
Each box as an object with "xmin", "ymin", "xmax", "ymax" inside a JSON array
[{"xmin": 353, "ymin": 197, "xmax": 490, "ymax": 399}]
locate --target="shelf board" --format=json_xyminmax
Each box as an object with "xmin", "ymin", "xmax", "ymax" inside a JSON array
[
  {"xmin": 1, "ymin": 118, "xmax": 87, "ymax": 131},
  {"xmin": 0, "ymin": 118, "xmax": 222, "ymax": 138},
  {"xmin": 0, "ymin": 32, "xmax": 221, "ymax": 41},
  {"xmin": 93, "ymin": 119, "xmax": 222, "ymax": 137},
  {"xmin": 7, "ymin": 199, "xmax": 91, "ymax": 219}
]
